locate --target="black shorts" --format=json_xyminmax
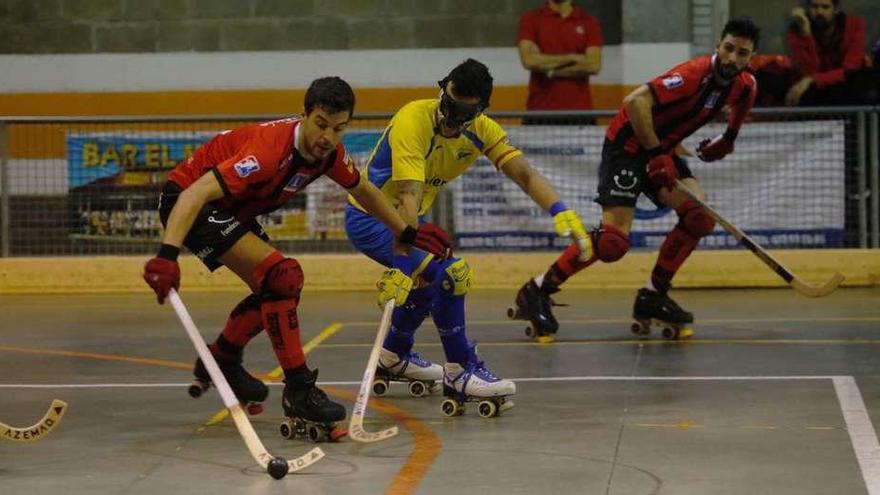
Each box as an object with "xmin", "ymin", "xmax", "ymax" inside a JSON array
[
  {"xmin": 158, "ymin": 182, "xmax": 268, "ymax": 271},
  {"xmin": 595, "ymin": 139, "xmax": 694, "ymax": 208}
]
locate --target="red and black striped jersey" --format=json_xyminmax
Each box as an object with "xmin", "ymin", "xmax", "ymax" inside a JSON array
[
  {"xmin": 169, "ymin": 117, "xmax": 359, "ymax": 222},
  {"xmin": 606, "ymin": 55, "xmax": 757, "ymax": 155}
]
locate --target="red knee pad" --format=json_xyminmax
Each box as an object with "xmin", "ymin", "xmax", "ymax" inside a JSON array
[
  {"xmin": 677, "ymin": 200, "xmax": 716, "ymax": 238},
  {"xmin": 254, "ymin": 253, "xmax": 304, "ymax": 301},
  {"xmin": 594, "ymin": 224, "xmax": 630, "ymax": 263}
]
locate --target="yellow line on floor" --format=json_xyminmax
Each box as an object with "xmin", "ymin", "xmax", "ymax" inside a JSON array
[
  {"xmin": 315, "ymin": 338, "xmax": 880, "ymax": 349},
  {"xmin": 340, "ymin": 316, "xmax": 880, "ymax": 327},
  {"xmin": 201, "ymin": 323, "xmax": 344, "ymax": 428},
  {"xmin": 0, "ymin": 345, "xmax": 192, "ymax": 370}
]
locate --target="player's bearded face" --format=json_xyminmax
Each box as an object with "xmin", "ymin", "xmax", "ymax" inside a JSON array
[
  {"xmin": 302, "ymin": 107, "xmax": 350, "ymax": 160},
  {"xmin": 714, "ymin": 35, "xmax": 755, "ymax": 83}
]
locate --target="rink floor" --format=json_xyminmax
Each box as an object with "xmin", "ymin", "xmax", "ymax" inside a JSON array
[{"xmin": 1, "ymin": 286, "xmax": 879, "ymax": 494}]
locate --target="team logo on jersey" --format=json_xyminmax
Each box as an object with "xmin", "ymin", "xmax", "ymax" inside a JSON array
[
  {"xmin": 705, "ymin": 91, "xmax": 721, "ymax": 108},
  {"xmin": 575, "ymin": 25, "xmax": 585, "ymax": 35},
  {"xmin": 233, "ymin": 155, "xmax": 260, "ymax": 178},
  {"xmin": 661, "ymin": 73, "xmax": 684, "ymax": 90}
]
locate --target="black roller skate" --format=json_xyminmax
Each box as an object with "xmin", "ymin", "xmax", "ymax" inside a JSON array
[
  {"xmin": 508, "ymin": 279, "xmax": 563, "ymax": 343},
  {"xmin": 279, "ymin": 368, "xmax": 347, "ymax": 443},
  {"xmin": 630, "ymin": 288, "xmax": 694, "ymax": 340},
  {"xmin": 188, "ymin": 346, "xmax": 269, "ymax": 415}
]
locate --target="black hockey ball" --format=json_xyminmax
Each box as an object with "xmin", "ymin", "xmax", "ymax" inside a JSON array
[{"xmin": 267, "ymin": 457, "xmax": 289, "ymax": 479}]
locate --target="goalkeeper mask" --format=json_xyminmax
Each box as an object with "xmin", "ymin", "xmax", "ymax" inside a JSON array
[{"xmin": 437, "ymin": 81, "xmax": 483, "ymax": 130}]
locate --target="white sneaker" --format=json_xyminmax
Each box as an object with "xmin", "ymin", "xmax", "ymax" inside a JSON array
[
  {"xmin": 443, "ymin": 361, "xmax": 516, "ymax": 398},
  {"xmin": 379, "ymin": 348, "xmax": 443, "ymax": 381}
]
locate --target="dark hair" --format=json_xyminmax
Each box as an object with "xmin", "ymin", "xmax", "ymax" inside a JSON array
[
  {"xmin": 442, "ymin": 58, "xmax": 493, "ymax": 108},
  {"xmin": 304, "ymin": 76, "xmax": 355, "ymax": 115},
  {"xmin": 721, "ymin": 16, "xmax": 761, "ymax": 50}
]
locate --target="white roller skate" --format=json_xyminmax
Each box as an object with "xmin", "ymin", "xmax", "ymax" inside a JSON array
[
  {"xmin": 373, "ymin": 348, "xmax": 443, "ymax": 398},
  {"xmin": 440, "ymin": 361, "xmax": 516, "ymax": 418}
]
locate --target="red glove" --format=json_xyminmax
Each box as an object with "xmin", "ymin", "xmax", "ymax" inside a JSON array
[
  {"xmin": 647, "ymin": 151, "xmax": 678, "ymax": 188},
  {"xmin": 400, "ymin": 223, "xmax": 453, "ymax": 260},
  {"xmin": 143, "ymin": 245, "xmax": 181, "ymax": 304},
  {"xmin": 696, "ymin": 134, "xmax": 735, "ymax": 162}
]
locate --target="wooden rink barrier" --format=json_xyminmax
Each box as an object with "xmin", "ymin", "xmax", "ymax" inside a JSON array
[{"xmin": 0, "ymin": 249, "xmax": 877, "ymax": 294}]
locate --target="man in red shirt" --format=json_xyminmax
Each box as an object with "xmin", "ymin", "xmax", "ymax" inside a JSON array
[
  {"xmin": 142, "ymin": 77, "xmax": 451, "ymax": 439},
  {"xmin": 517, "ymin": 0, "xmax": 603, "ymax": 124},
  {"xmin": 785, "ymin": 0, "xmax": 867, "ymax": 106},
  {"xmin": 511, "ymin": 18, "xmax": 760, "ymax": 341}
]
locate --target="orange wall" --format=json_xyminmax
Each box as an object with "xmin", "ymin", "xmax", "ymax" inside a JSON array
[{"xmin": 0, "ymin": 84, "xmax": 631, "ymax": 116}]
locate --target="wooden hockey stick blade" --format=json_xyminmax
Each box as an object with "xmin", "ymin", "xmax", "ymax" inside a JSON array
[
  {"xmin": 674, "ymin": 181, "xmax": 844, "ymax": 298},
  {"xmin": 168, "ymin": 289, "xmax": 324, "ymax": 473},
  {"xmin": 791, "ymin": 271, "xmax": 845, "ymax": 298},
  {"xmin": 349, "ymin": 298, "xmax": 399, "ymax": 443},
  {"xmin": 0, "ymin": 399, "xmax": 68, "ymax": 443}
]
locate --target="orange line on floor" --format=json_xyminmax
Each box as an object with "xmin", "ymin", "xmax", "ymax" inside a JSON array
[
  {"xmin": 0, "ymin": 345, "xmax": 191, "ymax": 370},
  {"xmin": 324, "ymin": 387, "xmax": 441, "ymax": 495}
]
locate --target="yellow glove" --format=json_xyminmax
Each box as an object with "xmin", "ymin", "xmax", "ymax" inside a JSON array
[
  {"xmin": 376, "ymin": 268, "xmax": 413, "ymax": 308},
  {"xmin": 553, "ymin": 209, "xmax": 588, "ymax": 240}
]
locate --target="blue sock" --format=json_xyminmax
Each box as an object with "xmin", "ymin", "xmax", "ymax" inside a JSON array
[
  {"xmin": 383, "ymin": 287, "xmax": 434, "ymax": 355},
  {"xmin": 432, "ymin": 294, "xmax": 473, "ymax": 364}
]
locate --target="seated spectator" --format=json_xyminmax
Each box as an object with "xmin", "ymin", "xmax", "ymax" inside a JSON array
[{"xmin": 785, "ymin": 0, "xmax": 868, "ymax": 106}]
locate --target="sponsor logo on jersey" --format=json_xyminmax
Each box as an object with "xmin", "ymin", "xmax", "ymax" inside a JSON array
[
  {"xmin": 705, "ymin": 91, "xmax": 721, "ymax": 108},
  {"xmin": 233, "ymin": 155, "xmax": 260, "ymax": 178},
  {"xmin": 284, "ymin": 172, "xmax": 312, "ymax": 192},
  {"xmin": 613, "ymin": 169, "xmax": 638, "ymax": 190},
  {"xmin": 456, "ymin": 149, "xmax": 473, "ymax": 160},
  {"xmin": 576, "ymin": 25, "xmax": 585, "ymax": 35},
  {"xmin": 426, "ymin": 177, "xmax": 447, "ymax": 187},
  {"xmin": 279, "ymin": 153, "xmax": 292, "ymax": 170},
  {"xmin": 661, "ymin": 73, "xmax": 684, "ymax": 90}
]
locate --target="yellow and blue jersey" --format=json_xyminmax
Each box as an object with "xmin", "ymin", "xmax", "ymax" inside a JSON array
[{"xmin": 347, "ymin": 99, "xmax": 522, "ymax": 216}]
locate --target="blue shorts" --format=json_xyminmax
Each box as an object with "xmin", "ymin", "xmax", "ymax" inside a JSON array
[{"xmin": 344, "ymin": 204, "xmax": 430, "ymax": 270}]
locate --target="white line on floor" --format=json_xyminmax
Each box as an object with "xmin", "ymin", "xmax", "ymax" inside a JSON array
[
  {"xmin": 833, "ymin": 376, "xmax": 880, "ymax": 495},
  {"xmin": 0, "ymin": 375, "xmax": 847, "ymax": 388}
]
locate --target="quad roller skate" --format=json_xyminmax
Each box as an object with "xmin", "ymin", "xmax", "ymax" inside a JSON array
[
  {"xmin": 630, "ymin": 288, "xmax": 694, "ymax": 340},
  {"xmin": 279, "ymin": 368, "xmax": 347, "ymax": 443},
  {"xmin": 507, "ymin": 279, "xmax": 564, "ymax": 343},
  {"xmin": 372, "ymin": 348, "xmax": 442, "ymax": 398},
  {"xmin": 440, "ymin": 361, "xmax": 516, "ymax": 418},
  {"xmin": 188, "ymin": 347, "xmax": 268, "ymax": 415}
]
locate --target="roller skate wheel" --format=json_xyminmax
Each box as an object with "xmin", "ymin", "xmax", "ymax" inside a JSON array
[
  {"xmin": 372, "ymin": 378, "xmax": 389, "ymax": 396},
  {"xmin": 279, "ymin": 420, "xmax": 295, "ymax": 440},
  {"xmin": 246, "ymin": 402, "xmax": 264, "ymax": 415},
  {"xmin": 441, "ymin": 399, "xmax": 461, "ymax": 417},
  {"xmin": 307, "ymin": 424, "xmax": 325, "ymax": 443},
  {"xmin": 524, "ymin": 326, "xmax": 535, "ymax": 338},
  {"xmin": 477, "ymin": 400, "xmax": 498, "ymax": 418},
  {"xmin": 409, "ymin": 380, "xmax": 427, "ymax": 398},
  {"xmin": 631, "ymin": 321, "xmax": 650, "ymax": 336},
  {"xmin": 662, "ymin": 327, "xmax": 677, "ymax": 340}
]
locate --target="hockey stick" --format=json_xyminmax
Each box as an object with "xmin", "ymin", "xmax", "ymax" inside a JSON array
[
  {"xmin": 675, "ymin": 180, "xmax": 844, "ymax": 297},
  {"xmin": 168, "ymin": 289, "xmax": 324, "ymax": 478},
  {"xmin": 348, "ymin": 298, "xmax": 399, "ymax": 443},
  {"xmin": 0, "ymin": 399, "xmax": 67, "ymax": 443}
]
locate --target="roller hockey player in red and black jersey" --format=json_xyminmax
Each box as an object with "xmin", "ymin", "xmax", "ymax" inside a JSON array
[
  {"xmin": 142, "ymin": 77, "xmax": 451, "ymax": 440},
  {"xmin": 512, "ymin": 17, "xmax": 760, "ymax": 340}
]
